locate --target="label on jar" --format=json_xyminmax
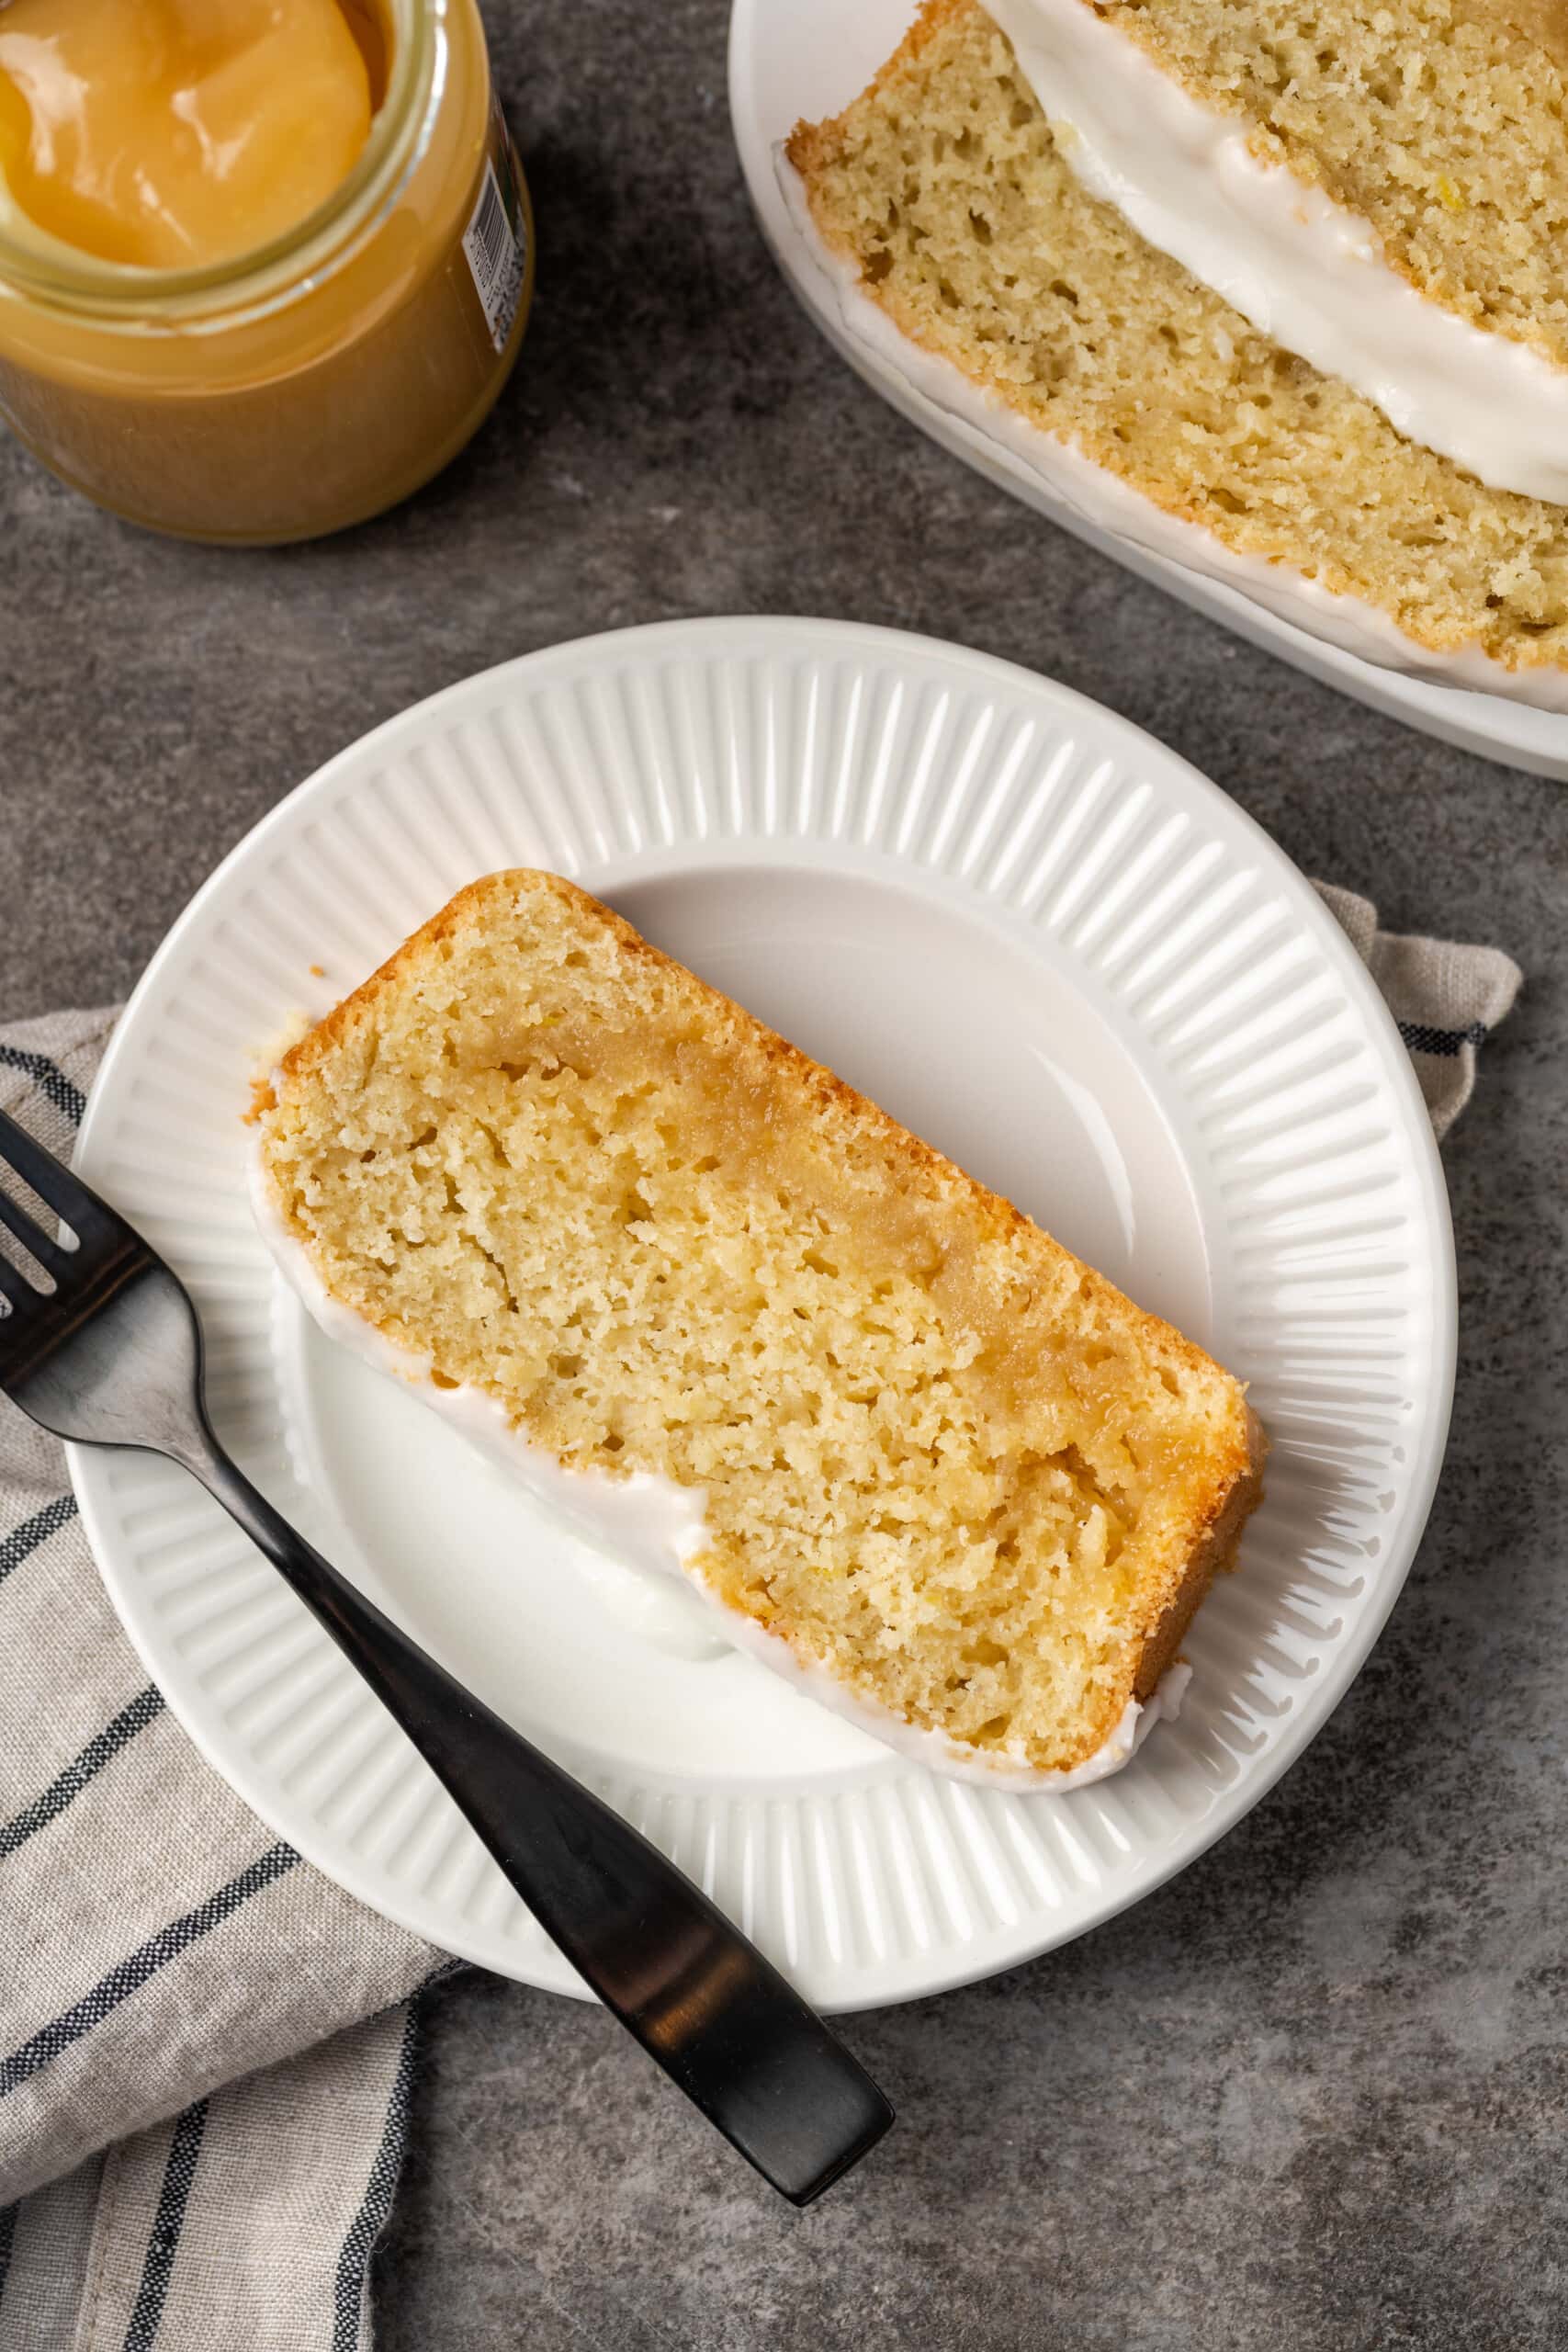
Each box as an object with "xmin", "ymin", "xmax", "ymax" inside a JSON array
[{"xmin": 463, "ymin": 141, "xmax": 525, "ymax": 355}]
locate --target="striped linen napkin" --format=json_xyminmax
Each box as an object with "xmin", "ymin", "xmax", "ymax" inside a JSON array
[{"xmin": 0, "ymin": 888, "xmax": 1521, "ymax": 2350}]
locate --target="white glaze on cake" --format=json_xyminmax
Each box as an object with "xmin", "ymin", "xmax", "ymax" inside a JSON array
[
  {"xmin": 776, "ymin": 153, "xmax": 1568, "ymax": 714},
  {"xmin": 986, "ymin": 0, "xmax": 1568, "ymax": 506},
  {"xmin": 248, "ymin": 1136, "xmax": 714, "ymax": 1579},
  {"xmin": 249, "ymin": 1126, "xmax": 1185, "ymax": 1791}
]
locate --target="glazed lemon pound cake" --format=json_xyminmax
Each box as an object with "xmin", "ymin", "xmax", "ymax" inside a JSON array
[
  {"xmin": 784, "ymin": 0, "xmax": 1568, "ymax": 706},
  {"xmin": 986, "ymin": 0, "xmax": 1568, "ymax": 500},
  {"xmin": 251, "ymin": 870, "xmax": 1263, "ymax": 1789}
]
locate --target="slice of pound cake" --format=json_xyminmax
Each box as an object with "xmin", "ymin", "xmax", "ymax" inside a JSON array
[
  {"xmin": 251, "ymin": 870, "xmax": 1262, "ymax": 1789},
  {"xmin": 985, "ymin": 0, "xmax": 1568, "ymax": 500},
  {"xmin": 784, "ymin": 0, "xmax": 1568, "ymax": 706}
]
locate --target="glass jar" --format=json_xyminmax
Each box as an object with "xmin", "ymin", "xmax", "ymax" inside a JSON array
[{"xmin": 0, "ymin": 0, "xmax": 534, "ymax": 543}]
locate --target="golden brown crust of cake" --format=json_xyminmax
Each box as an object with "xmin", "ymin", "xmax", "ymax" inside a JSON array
[
  {"xmin": 1131, "ymin": 1404, "xmax": 1264, "ymax": 1702},
  {"xmin": 784, "ymin": 0, "xmax": 967, "ymax": 186},
  {"xmin": 268, "ymin": 869, "xmax": 1264, "ymax": 1771}
]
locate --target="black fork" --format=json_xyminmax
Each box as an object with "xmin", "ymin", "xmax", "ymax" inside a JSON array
[{"xmin": 0, "ymin": 1103, "xmax": 893, "ymax": 2204}]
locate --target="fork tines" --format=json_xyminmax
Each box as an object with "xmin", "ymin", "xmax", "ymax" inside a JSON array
[{"xmin": 0, "ymin": 1105, "xmax": 94, "ymax": 1310}]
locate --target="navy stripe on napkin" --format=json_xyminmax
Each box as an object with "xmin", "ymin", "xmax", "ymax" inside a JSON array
[
  {"xmin": 331, "ymin": 1996, "xmax": 423, "ymax": 2352},
  {"xmin": 0, "ymin": 1046, "xmax": 85, "ymax": 1127},
  {"xmin": 0, "ymin": 1845, "xmax": 299, "ymax": 2098},
  {"xmin": 1397, "ymin": 1019, "xmax": 1489, "ymax": 1058},
  {"xmin": 121, "ymin": 2098, "xmax": 209, "ymax": 2352},
  {"xmin": 0, "ymin": 1688, "xmax": 165, "ymax": 1862},
  {"xmin": 0, "ymin": 1495, "xmax": 78, "ymax": 1589}
]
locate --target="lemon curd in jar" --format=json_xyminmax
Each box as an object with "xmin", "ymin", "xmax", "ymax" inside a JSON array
[{"xmin": 0, "ymin": 0, "xmax": 533, "ymax": 541}]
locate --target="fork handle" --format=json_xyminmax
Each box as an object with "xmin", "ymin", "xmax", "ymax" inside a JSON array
[{"xmin": 179, "ymin": 1421, "xmax": 892, "ymax": 2204}]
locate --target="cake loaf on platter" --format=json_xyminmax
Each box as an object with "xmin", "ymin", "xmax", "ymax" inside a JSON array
[{"xmin": 784, "ymin": 0, "xmax": 1568, "ymax": 707}]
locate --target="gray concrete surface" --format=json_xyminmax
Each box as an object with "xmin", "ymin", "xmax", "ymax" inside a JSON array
[{"xmin": 3, "ymin": 3, "xmax": 1564, "ymax": 2345}]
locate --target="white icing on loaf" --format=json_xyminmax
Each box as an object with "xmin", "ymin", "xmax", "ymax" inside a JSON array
[{"xmin": 987, "ymin": 0, "xmax": 1568, "ymax": 504}]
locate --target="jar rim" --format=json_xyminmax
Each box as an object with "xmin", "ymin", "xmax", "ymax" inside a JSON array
[{"xmin": 0, "ymin": 0, "xmax": 442, "ymax": 316}]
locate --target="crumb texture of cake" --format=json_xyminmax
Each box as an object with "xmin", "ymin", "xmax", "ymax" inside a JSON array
[
  {"xmin": 784, "ymin": 0, "xmax": 1568, "ymax": 695},
  {"xmin": 982, "ymin": 0, "xmax": 1568, "ymax": 501},
  {"xmin": 253, "ymin": 869, "xmax": 1262, "ymax": 1785}
]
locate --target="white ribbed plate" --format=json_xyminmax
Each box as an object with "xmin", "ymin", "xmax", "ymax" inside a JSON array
[
  {"xmin": 730, "ymin": 0, "xmax": 1568, "ymax": 780},
  {"xmin": 73, "ymin": 617, "xmax": 1454, "ymax": 2007}
]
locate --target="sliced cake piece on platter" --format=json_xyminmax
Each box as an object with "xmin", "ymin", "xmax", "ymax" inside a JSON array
[{"xmin": 251, "ymin": 868, "xmax": 1263, "ymax": 1790}]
